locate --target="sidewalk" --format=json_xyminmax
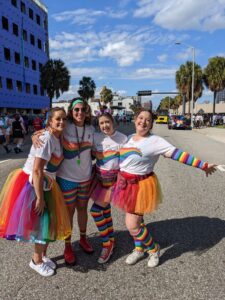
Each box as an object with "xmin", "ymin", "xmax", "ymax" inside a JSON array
[{"xmin": 193, "ymin": 127, "xmax": 225, "ymax": 144}]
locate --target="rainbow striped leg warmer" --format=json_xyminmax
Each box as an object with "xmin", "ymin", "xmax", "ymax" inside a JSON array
[
  {"xmin": 90, "ymin": 203, "xmax": 111, "ymax": 247},
  {"xmin": 103, "ymin": 204, "xmax": 115, "ymax": 243},
  {"xmin": 171, "ymin": 148, "xmax": 208, "ymax": 170},
  {"xmin": 133, "ymin": 225, "xmax": 157, "ymax": 253}
]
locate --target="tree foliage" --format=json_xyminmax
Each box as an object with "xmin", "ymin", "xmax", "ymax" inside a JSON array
[
  {"xmin": 78, "ymin": 76, "xmax": 96, "ymax": 102},
  {"xmin": 40, "ymin": 59, "xmax": 70, "ymax": 108},
  {"xmin": 100, "ymin": 86, "xmax": 113, "ymax": 105}
]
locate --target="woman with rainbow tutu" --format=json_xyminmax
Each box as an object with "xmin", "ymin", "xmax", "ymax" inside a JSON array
[
  {"xmin": 90, "ymin": 109, "xmax": 127, "ymax": 264},
  {"xmin": 0, "ymin": 107, "xmax": 71, "ymax": 277},
  {"xmin": 112, "ymin": 108, "xmax": 217, "ymax": 268}
]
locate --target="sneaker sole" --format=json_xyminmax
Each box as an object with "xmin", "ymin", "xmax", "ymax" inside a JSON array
[
  {"xmin": 29, "ymin": 263, "xmax": 54, "ymax": 277},
  {"xmin": 98, "ymin": 249, "xmax": 113, "ymax": 264}
]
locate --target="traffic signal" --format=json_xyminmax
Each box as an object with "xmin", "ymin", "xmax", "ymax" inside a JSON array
[{"xmin": 137, "ymin": 90, "xmax": 152, "ymax": 96}]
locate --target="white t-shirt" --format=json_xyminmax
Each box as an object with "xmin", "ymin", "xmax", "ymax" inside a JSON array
[
  {"xmin": 119, "ymin": 134, "xmax": 176, "ymax": 175},
  {"xmin": 0, "ymin": 119, "xmax": 4, "ymax": 135},
  {"xmin": 23, "ymin": 131, "xmax": 64, "ymax": 178},
  {"xmin": 57, "ymin": 122, "xmax": 94, "ymax": 182},
  {"xmin": 93, "ymin": 131, "xmax": 127, "ymax": 171}
]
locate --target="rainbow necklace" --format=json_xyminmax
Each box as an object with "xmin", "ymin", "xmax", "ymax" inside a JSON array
[{"xmin": 75, "ymin": 124, "xmax": 85, "ymax": 166}]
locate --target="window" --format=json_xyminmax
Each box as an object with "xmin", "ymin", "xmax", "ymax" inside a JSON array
[
  {"xmin": 15, "ymin": 52, "xmax": 20, "ymax": 64},
  {"xmin": 20, "ymin": 1, "xmax": 26, "ymax": 14},
  {"xmin": 118, "ymin": 102, "xmax": 122, "ymax": 106},
  {"xmin": 6, "ymin": 78, "xmax": 13, "ymax": 90},
  {"xmin": 33, "ymin": 84, "xmax": 38, "ymax": 95},
  {"xmin": 44, "ymin": 41, "xmax": 49, "ymax": 53},
  {"xmin": 39, "ymin": 63, "xmax": 43, "ymax": 71},
  {"xmin": 40, "ymin": 86, "xmax": 44, "ymax": 96},
  {"xmin": 29, "ymin": 8, "xmax": 33, "ymax": 20},
  {"xmin": 43, "ymin": 18, "xmax": 47, "ymax": 30},
  {"xmin": 26, "ymin": 83, "xmax": 30, "ymax": 93},
  {"xmin": 13, "ymin": 23, "xmax": 19, "ymax": 36},
  {"xmin": 23, "ymin": 29, "xmax": 27, "ymax": 41},
  {"xmin": 16, "ymin": 80, "xmax": 22, "ymax": 92},
  {"xmin": 2, "ymin": 16, "xmax": 9, "ymax": 31},
  {"xmin": 11, "ymin": 0, "xmax": 17, "ymax": 7},
  {"xmin": 0, "ymin": 77, "xmax": 2, "ymax": 89},
  {"xmin": 4, "ymin": 48, "xmax": 11, "ymax": 61},
  {"xmin": 36, "ymin": 14, "xmax": 40, "ymax": 25},
  {"xmin": 32, "ymin": 59, "xmax": 36, "ymax": 70},
  {"xmin": 24, "ymin": 56, "xmax": 29, "ymax": 68},
  {"xmin": 37, "ymin": 39, "xmax": 42, "ymax": 49},
  {"xmin": 30, "ymin": 34, "xmax": 35, "ymax": 46}
]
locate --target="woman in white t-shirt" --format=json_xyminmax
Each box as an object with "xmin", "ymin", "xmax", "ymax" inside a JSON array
[
  {"xmin": 0, "ymin": 107, "xmax": 71, "ymax": 277},
  {"xmin": 112, "ymin": 108, "xmax": 217, "ymax": 268},
  {"xmin": 90, "ymin": 110, "xmax": 127, "ymax": 264}
]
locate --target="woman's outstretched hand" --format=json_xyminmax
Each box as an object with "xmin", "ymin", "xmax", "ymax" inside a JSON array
[{"xmin": 204, "ymin": 164, "xmax": 217, "ymax": 177}]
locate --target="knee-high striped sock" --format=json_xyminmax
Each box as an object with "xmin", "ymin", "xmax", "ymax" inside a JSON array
[
  {"xmin": 90, "ymin": 203, "xmax": 110, "ymax": 247},
  {"xmin": 134, "ymin": 225, "xmax": 157, "ymax": 253},
  {"xmin": 103, "ymin": 204, "xmax": 115, "ymax": 243}
]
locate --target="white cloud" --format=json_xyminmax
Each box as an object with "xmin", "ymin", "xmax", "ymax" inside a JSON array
[
  {"xmin": 157, "ymin": 54, "xmax": 168, "ymax": 62},
  {"xmin": 134, "ymin": 0, "xmax": 225, "ymax": 32},
  {"xmin": 126, "ymin": 67, "xmax": 176, "ymax": 79},
  {"xmin": 203, "ymin": 90, "xmax": 213, "ymax": 96}
]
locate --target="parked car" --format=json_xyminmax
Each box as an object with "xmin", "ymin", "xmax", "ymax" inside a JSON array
[
  {"xmin": 168, "ymin": 115, "xmax": 191, "ymax": 130},
  {"xmin": 155, "ymin": 115, "xmax": 168, "ymax": 124}
]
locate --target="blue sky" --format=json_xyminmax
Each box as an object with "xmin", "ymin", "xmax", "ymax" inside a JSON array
[{"xmin": 44, "ymin": 0, "xmax": 225, "ymax": 109}]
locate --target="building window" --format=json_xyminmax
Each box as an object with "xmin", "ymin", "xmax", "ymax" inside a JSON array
[
  {"xmin": 24, "ymin": 56, "xmax": 29, "ymax": 68},
  {"xmin": 0, "ymin": 77, "xmax": 2, "ymax": 89},
  {"xmin": 37, "ymin": 39, "xmax": 42, "ymax": 49},
  {"xmin": 29, "ymin": 8, "xmax": 33, "ymax": 20},
  {"xmin": 26, "ymin": 83, "xmax": 30, "ymax": 93},
  {"xmin": 4, "ymin": 48, "xmax": 11, "ymax": 61},
  {"xmin": 6, "ymin": 78, "xmax": 13, "ymax": 90},
  {"xmin": 13, "ymin": 23, "xmax": 19, "ymax": 36},
  {"xmin": 43, "ymin": 18, "xmax": 48, "ymax": 30},
  {"xmin": 23, "ymin": 29, "xmax": 27, "ymax": 41},
  {"xmin": 20, "ymin": 1, "xmax": 26, "ymax": 14},
  {"xmin": 11, "ymin": 0, "xmax": 17, "ymax": 7},
  {"xmin": 16, "ymin": 80, "xmax": 22, "ymax": 92},
  {"xmin": 39, "ymin": 63, "xmax": 43, "ymax": 71},
  {"xmin": 36, "ymin": 14, "xmax": 41, "ymax": 25},
  {"xmin": 15, "ymin": 52, "xmax": 20, "ymax": 64},
  {"xmin": 44, "ymin": 41, "xmax": 49, "ymax": 53},
  {"xmin": 2, "ymin": 16, "xmax": 9, "ymax": 31},
  {"xmin": 118, "ymin": 102, "xmax": 122, "ymax": 106},
  {"xmin": 32, "ymin": 59, "xmax": 36, "ymax": 70},
  {"xmin": 40, "ymin": 86, "xmax": 44, "ymax": 96},
  {"xmin": 30, "ymin": 34, "xmax": 35, "ymax": 46},
  {"xmin": 33, "ymin": 84, "xmax": 38, "ymax": 95}
]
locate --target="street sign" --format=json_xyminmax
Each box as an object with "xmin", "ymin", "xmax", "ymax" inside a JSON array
[{"xmin": 137, "ymin": 90, "xmax": 152, "ymax": 96}]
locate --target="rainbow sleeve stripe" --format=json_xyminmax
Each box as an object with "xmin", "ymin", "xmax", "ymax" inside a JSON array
[
  {"xmin": 119, "ymin": 147, "xmax": 142, "ymax": 163},
  {"xmin": 94, "ymin": 150, "xmax": 119, "ymax": 166},
  {"xmin": 46, "ymin": 153, "xmax": 64, "ymax": 173},
  {"xmin": 171, "ymin": 148, "xmax": 207, "ymax": 170}
]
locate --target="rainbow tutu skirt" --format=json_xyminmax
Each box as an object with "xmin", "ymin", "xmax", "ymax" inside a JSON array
[
  {"xmin": 112, "ymin": 171, "xmax": 162, "ymax": 215},
  {"xmin": 0, "ymin": 169, "xmax": 71, "ymax": 244}
]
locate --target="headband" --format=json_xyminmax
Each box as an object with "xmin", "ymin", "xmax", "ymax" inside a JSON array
[{"xmin": 71, "ymin": 99, "xmax": 84, "ymax": 109}]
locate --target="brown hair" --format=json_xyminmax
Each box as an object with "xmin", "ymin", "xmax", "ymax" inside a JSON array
[
  {"xmin": 67, "ymin": 97, "xmax": 91, "ymax": 125},
  {"xmin": 134, "ymin": 108, "xmax": 154, "ymax": 130},
  {"xmin": 46, "ymin": 107, "xmax": 66, "ymax": 127}
]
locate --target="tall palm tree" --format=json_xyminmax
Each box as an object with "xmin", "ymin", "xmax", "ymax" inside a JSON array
[
  {"xmin": 40, "ymin": 59, "xmax": 70, "ymax": 108},
  {"xmin": 176, "ymin": 61, "xmax": 204, "ymax": 114},
  {"xmin": 100, "ymin": 86, "xmax": 113, "ymax": 105},
  {"xmin": 78, "ymin": 76, "xmax": 96, "ymax": 102},
  {"xmin": 203, "ymin": 56, "xmax": 225, "ymax": 114}
]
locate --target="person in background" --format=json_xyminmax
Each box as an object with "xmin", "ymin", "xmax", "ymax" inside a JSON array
[
  {"xmin": 12, "ymin": 114, "xmax": 26, "ymax": 153},
  {"xmin": 0, "ymin": 115, "xmax": 11, "ymax": 153},
  {"xmin": 33, "ymin": 115, "xmax": 43, "ymax": 132}
]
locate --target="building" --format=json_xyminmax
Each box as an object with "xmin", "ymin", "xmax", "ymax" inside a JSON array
[
  {"xmin": 0, "ymin": 0, "xmax": 49, "ymax": 114},
  {"xmin": 110, "ymin": 93, "xmax": 137, "ymax": 115},
  {"xmin": 216, "ymin": 88, "xmax": 225, "ymax": 104}
]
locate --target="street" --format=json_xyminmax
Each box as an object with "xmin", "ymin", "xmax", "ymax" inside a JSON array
[{"xmin": 0, "ymin": 123, "xmax": 225, "ymax": 300}]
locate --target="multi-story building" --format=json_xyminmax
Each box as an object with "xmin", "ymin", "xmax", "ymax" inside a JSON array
[{"xmin": 0, "ymin": 0, "xmax": 49, "ymax": 113}]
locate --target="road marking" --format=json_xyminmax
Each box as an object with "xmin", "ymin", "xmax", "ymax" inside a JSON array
[{"xmin": 0, "ymin": 159, "xmax": 11, "ymax": 164}]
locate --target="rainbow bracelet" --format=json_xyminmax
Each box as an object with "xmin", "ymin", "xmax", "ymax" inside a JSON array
[{"xmin": 171, "ymin": 148, "xmax": 208, "ymax": 170}]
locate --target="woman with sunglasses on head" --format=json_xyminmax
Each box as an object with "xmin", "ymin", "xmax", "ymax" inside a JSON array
[
  {"xmin": 0, "ymin": 107, "xmax": 71, "ymax": 277},
  {"xmin": 112, "ymin": 108, "xmax": 217, "ymax": 268},
  {"xmin": 90, "ymin": 109, "xmax": 127, "ymax": 264}
]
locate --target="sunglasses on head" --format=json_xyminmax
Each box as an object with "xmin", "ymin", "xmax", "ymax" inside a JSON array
[{"xmin": 73, "ymin": 107, "xmax": 86, "ymax": 113}]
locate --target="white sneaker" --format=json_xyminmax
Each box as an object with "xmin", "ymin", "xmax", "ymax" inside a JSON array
[
  {"xmin": 147, "ymin": 245, "xmax": 160, "ymax": 268},
  {"xmin": 125, "ymin": 250, "xmax": 145, "ymax": 265},
  {"xmin": 98, "ymin": 244, "xmax": 114, "ymax": 264},
  {"xmin": 29, "ymin": 260, "xmax": 55, "ymax": 277},
  {"xmin": 42, "ymin": 256, "xmax": 57, "ymax": 270}
]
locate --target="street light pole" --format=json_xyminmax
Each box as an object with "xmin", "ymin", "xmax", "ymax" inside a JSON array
[{"xmin": 175, "ymin": 42, "xmax": 195, "ymax": 128}]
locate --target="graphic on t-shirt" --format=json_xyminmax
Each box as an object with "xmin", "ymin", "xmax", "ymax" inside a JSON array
[
  {"xmin": 93, "ymin": 150, "xmax": 119, "ymax": 166},
  {"xmin": 62, "ymin": 138, "xmax": 92, "ymax": 159},
  {"xmin": 46, "ymin": 153, "xmax": 64, "ymax": 173},
  {"xmin": 119, "ymin": 147, "xmax": 142, "ymax": 163}
]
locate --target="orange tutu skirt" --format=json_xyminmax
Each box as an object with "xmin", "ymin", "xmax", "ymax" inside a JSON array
[{"xmin": 112, "ymin": 171, "xmax": 162, "ymax": 215}]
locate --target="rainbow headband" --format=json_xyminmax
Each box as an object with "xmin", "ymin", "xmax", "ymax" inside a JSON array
[{"xmin": 71, "ymin": 99, "xmax": 84, "ymax": 109}]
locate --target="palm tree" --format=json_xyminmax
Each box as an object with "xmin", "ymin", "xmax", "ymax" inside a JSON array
[
  {"xmin": 78, "ymin": 76, "xmax": 96, "ymax": 102},
  {"xmin": 176, "ymin": 61, "xmax": 204, "ymax": 114},
  {"xmin": 40, "ymin": 59, "xmax": 70, "ymax": 108},
  {"xmin": 203, "ymin": 56, "xmax": 225, "ymax": 114},
  {"xmin": 100, "ymin": 86, "xmax": 113, "ymax": 105}
]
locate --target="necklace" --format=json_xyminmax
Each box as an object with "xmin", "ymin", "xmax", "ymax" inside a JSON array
[{"xmin": 75, "ymin": 124, "xmax": 85, "ymax": 166}]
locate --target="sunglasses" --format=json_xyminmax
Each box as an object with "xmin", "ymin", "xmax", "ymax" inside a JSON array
[{"xmin": 73, "ymin": 107, "xmax": 86, "ymax": 113}]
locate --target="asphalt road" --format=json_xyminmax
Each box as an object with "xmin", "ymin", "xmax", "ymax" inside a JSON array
[{"xmin": 0, "ymin": 123, "xmax": 225, "ymax": 300}]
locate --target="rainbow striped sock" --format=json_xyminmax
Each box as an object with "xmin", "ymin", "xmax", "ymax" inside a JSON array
[
  {"xmin": 134, "ymin": 225, "xmax": 157, "ymax": 252},
  {"xmin": 90, "ymin": 203, "xmax": 110, "ymax": 247},
  {"xmin": 171, "ymin": 148, "xmax": 207, "ymax": 169},
  {"xmin": 103, "ymin": 204, "xmax": 115, "ymax": 243}
]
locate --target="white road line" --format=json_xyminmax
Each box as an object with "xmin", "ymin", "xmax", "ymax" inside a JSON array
[{"xmin": 0, "ymin": 159, "xmax": 11, "ymax": 164}]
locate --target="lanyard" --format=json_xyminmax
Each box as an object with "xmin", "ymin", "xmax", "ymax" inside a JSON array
[{"xmin": 75, "ymin": 124, "xmax": 85, "ymax": 166}]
